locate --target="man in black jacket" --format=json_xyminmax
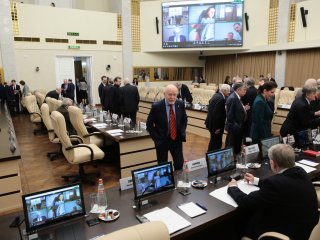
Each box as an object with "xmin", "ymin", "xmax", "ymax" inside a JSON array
[
  {"xmin": 120, "ymin": 78, "xmax": 140, "ymax": 125},
  {"xmin": 176, "ymin": 83, "xmax": 193, "ymax": 103},
  {"xmin": 45, "ymin": 87, "xmax": 61, "ymax": 100},
  {"xmin": 228, "ymin": 144, "xmax": 318, "ymax": 240},
  {"xmin": 205, "ymin": 84, "xmax": 230, "ymax": 151}
]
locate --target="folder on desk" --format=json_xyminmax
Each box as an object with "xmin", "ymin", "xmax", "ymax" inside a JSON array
[
  {"xmin": 178, "ymin": 202, "xmax": 206, "ymax": 218},
  {"xmin": 143, "ymin": 207, "xmax": 191, "ymax": 234}
]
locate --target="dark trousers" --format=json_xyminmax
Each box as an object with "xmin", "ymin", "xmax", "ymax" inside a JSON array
[
  {"xmin": 208, "ymin": 129, "xmax": 223, "ymax": 152},
  {"xmin": 122, "ymin": 112, "xmax": 137, "ymax": 126},
  {"xmin": 226, "ymin": 129, "xmax": 244, "ymax": 155},
  {"xmin": 155, "ymin": 138, "xmax": 184, "ymax": 170}
]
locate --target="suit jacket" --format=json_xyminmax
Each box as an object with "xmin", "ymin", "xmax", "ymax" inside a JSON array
[
  {"xmin": 45, "ymin": 90, "xmax": 60, "ymax": 100},
  {"xmin": 250, "ymin": 94, "xmax": 274, "ymax": 141},
  {"xmin": 107, "ymin": 85, "xmax": 121, "ymax": 114},
  {"xmin": 102, "ymin": 84, "xmax": 112, "ymax": 111},
  {"xmin": 280, "ymin": 96, "xmax": 320, "ymax": 137},
  {"xmin": 205, "ymin": 92, "xmax": 226, "ymax": 132},
  {"xmin": 65, "ymin": 83, "xmax": 75, "ymax": 99},
  {"xmin": 228, "ymin": 167, "xmax": 318, "ymax": 240},
  {"xmin": 10, "ymin": 84, "xmax": 21, "ymax": 98},
  {"xmin": 226, "ymin": 92, "xmax": 246, "ymax": 133},
  {"xmin": 98, "ymin": 83, "xmax": 105, "ymax": 101},
  {"xmin": 168, "ymin": 35, "xmax": 186, "ymax": 42},
  {"xmin": 119, "ymin": 84, "xmax": 140, "ymax": 113},
  {"xmin": 147, "ymin": 99, "xmax": 187, "ymax": 146},
  {"xmin": 178, "ymin": 84, "xmax": 193, "ymax": 103}
]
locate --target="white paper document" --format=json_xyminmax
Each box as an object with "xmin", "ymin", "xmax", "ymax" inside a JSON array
[
  {"xmin": 298, "ymin": 159, "xmax": 319, "ymax": 167},
  {"xmin": 110, "ymin": 132, "xmax": 122, "ymax": 136},
  {"xmin": 209, "ymin": 180, "xmax": 259, "ymax": 208},
  {"xmin": 178, "ymin": 202, "xmax": 206, "ymax": 218},
  {"xmin": 143, "ymin": 207, "xmax": 191, "ymax": 234},
  {"xmin": 295, "ymin": 162, "xmax": 317, "ymax": 173},
  {"xmin": 92, "ymin": 123, "xmax": 108, "ymax": 128},
  {"xmin": 106, "ymin": 129, "xmax": 124, "ymax": 134}
]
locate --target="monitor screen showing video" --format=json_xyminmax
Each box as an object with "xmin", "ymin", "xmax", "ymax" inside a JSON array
[
  {"xmin": 162, "ymin": 0, "xmax": 244, "ymax": 48},
  {"xmin": 22, "ymin": 183, "xmax": 86, "ymax": 233},
  {"xmin": 206, "ymin": 147, "xmax": 235, "ymax": 177},
  {"xmin": 132, "ymin": 162, "xmax": 175, "ymax": 200},
  {"xmin": 260, "ymin": 136, "xmax": 280, "ymax": 159}
]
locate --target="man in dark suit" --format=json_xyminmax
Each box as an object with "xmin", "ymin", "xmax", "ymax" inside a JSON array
[
  {"xmin": 107, "ymin": 77, "xmax": 122, "ymax": 116},
  {"xmin": 226, "ymin": 82, "xmax": 248, "ymax": 155},
  {"xmin": 241, "ymin": 77, "xmax": 257, "ymax": 139},
  {"xmin": 98, "ymin": 76, "xmax": 108, "ymax": 105},
  {"xmin": 176, "ymin": 83, "xmax": 193, "ymax": 103},
  {"xmin": 119, "ymin": 78, "xmax": 140, "ymax": 125},
  {"xmin": 280, "ymin": 86, "xmax": 320, "ymax": 138},
  {"xmin": 10, "ymin": 79, "xmax": 21, "ymax": 113},
  {"xmin": 61, "ymin": 79, "xmax": 68, "ymax": 97},
  {"xmin": 205, "ymin": 84, "xmax": 230, "ymax": 151},
  {"xmin": 65, "ymin": 79, "xmax": 75, "ymax": 102},
  {"xmin": 45, "ymin": 87, "xmax": 61, "ymax": 100},
  {"xmin": 168, "ymin": 27, "xmax": 186, "ymax": 42},
  {"xmin": 228, "ymin": 144, "xmax": 318, "ymax": 240},
  {"xmin": 147, "ymin": 84, "xmax": 188, "ymax": 170}
]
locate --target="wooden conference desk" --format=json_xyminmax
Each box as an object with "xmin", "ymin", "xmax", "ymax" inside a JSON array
[
  {"xmin": 2, "ymin": 152, "xmax": 320, "ymax": 240},
  {"xmin": 0, "ymin": 103, "xmax": 22, "ymax": 214},
  {"xmin": 90, "ymin": 122, "xmax": 157, "ymax": 178}
]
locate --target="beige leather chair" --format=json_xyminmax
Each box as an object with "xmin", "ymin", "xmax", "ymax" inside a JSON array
[
  {"xmin": 40, "ymin": 103, "xmax": 62, "ymax": 160},
  {"xmin": 68, "ymin": 106, "xmax": 105, "ymax": 147},
  {"xmin": 313, "ymin": 181, "xmax": 320, "ymax": 211},
  {"xmin": 154, "ymin": 87, "xmax": 165, "ymax": 101},
  {"xmin": 34, "ymin": 91, "xmax": 46, "ymax": 107},
  {"xmin": 138, "ymin": 86, "xmax": 148, "ymax": 99},
  {"xmin": 51, "ymin": 110, "xmax": 105, "ymax": 184},
  {"xmin": 146, "ymin": 86, "xmax": 157, "ymax": 101},
  {"xmin": 24, "ymin": 95, "xmax": 45, "ymax": 135},
  {"xmin": 95, "ymin": 221, "xmax": 170, "ymax": 240},
  {"xmin": 46, "ymin": 97, "xmax": 62, "ymax": 113}
]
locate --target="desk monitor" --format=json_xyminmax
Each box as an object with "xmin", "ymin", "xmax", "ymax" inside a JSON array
[
  {"xmin": 260, "ymin": 136, "xmax": 280, "ymax": 159},
  {"xmin": 206, "ymin": 147, "xmax": 235, "ymax": 177},
  {"xmin": 131, "ymin": 162, "xmax": 175, "ymax": 200},
  {"xmin": 22, "ymin": 183, "xmax": 86, "ymax": 234},
  {"xmin": 296, "ymin": 129, "xmax": 312, "ymax": 148}
]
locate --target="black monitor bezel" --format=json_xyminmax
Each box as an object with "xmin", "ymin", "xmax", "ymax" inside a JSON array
[
  {"xmin": 205, "ymin": 147, "xmax": 235, "ymax": 177},
  {"xmin": 131, "ymin": 162, "xmax": 175, "ymax": 200},
  {"xmin": 22, "ymin": 183, "xmax": 86, "ymax": 234},
  {"xmin": 260, "ymin": 135, "xmax": 280, "ymax": 159}
]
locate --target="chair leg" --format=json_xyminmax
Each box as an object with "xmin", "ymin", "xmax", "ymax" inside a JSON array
[
  {"xmin": 61, "ymin": 163, "xmax": 100, "ymax": 185},
  {"xmin": 47, "ymin": 144, "xmax": 63, "ymax": 161}
]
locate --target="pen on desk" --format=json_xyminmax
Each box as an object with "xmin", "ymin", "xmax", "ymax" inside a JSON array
[{"xmin": 196, "ymin": 203, "xmax": 207, "ymax": 211}]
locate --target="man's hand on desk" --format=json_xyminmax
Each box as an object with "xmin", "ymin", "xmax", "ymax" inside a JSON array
[
  {"xmin": 228, "ymin": 179, "xmax": 238, "ymax": 187},
  {"xmin": 244, "ymin": 173, "xmax": 254, "ymax": 184}
]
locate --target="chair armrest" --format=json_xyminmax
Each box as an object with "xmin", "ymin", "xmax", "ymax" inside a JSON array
[
  {"xmin": 313, "ymin": 181, "xmax": 320, "ymax": 187},
  {"xmin": 69, "ymin": 135, "xmax": 84, "ymax": 143},
  {"xmin": 47, "ymin": 129, "xmax": 55, "ymax": 133},
  {"xmin": 83, "ymin": 132, "xmax": 103, "ymax": 138},
  {"xmin": 30, "ymin": 112, "xmax": 41, "ymax": 118},
  {"xmin": 258, "ymin": 232, "xmax": 290, "ymax": 240},
  {"xmin": 65, "ymin": 144, "xmax": 94, "ymax": 162}
]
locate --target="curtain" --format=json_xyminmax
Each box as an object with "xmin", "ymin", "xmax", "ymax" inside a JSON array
[
  {"xmin": 285, "ymin": 48, "xmax": 320, "ymax": 87},
  {"xmin": 205, "ymin": 52, "xmax": 276, "ymax": 84}
]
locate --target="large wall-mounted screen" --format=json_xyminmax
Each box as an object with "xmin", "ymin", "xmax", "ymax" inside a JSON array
[{"xmin": 162, "ymin": 0, "xmax": 244, "ymax": 49}]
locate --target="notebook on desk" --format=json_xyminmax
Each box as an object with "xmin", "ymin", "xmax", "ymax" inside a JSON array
[{"xmin": 22, "ymin": 183, "xmax": 86, "ymax": 235}]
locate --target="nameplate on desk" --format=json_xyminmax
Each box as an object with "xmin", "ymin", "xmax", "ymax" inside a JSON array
[
  {"xmin": 119, "ymin": 176, "xmax": 133, "ymax": 191},
  {"xmin": 282, "ymin": 135, "xmax": 295, "ymax": 144},
  {"xmin": 140, "ymin": 122, "xmax": 147, "ymax": 130},
  {"xmin": 245, "ymin": 144, "xmax": 259, "ymax": 155},
  {"xmin": 187, "ymin": 158, "xmax": 207, "ymax": 171},
  {"xmin": 193, "ymin": 104, "xmax": 202, "ymax": 110}
]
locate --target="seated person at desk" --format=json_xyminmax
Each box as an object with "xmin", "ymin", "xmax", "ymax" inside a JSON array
[
  {"xmin": 175, "ymin": 82, "xmax": 193, "ymax": 103},
  {"xmin": 280, "ymin": 86, "xmax": 320, "ymax": 138},
  {"xmin": 228, "ymin": 144, "xmax": 319, "ymax": 240}
]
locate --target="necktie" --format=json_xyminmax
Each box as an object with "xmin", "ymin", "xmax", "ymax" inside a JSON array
[{"xmin": 169, "ymin": 105, "xmax": 177, "ymax": 140}]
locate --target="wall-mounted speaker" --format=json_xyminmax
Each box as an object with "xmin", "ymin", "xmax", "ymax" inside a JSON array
[
  {"xmin": 244, "ymin": 13, "xmax": 249, "ymax": 31},
  {"xmin": 300, "ymin": 7, "xmax": 308, "ymax": 27},
  {"xmin": 155, "ymin": 17, "xmax": 159, "ymax": 34}
]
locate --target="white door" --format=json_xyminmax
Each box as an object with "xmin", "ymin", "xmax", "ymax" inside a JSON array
[{"xmin": 55, "ymin": 56, "xmax": 75, "ymax": 87}]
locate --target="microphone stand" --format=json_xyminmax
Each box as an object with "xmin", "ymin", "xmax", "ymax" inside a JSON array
[{"xmin": 212, "ymin": 161, "xmax": 236, "ymax": 184}]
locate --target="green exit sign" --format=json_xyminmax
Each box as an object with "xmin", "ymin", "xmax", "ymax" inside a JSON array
[
  {"xmin": 68, "ymin": 45, "xmax": 80, "ymax": 49},
  {"xmin": 67, "ymin": 32, "xmax": 79, "ymax": 36}
]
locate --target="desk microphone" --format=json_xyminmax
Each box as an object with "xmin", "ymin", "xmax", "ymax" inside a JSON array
[
  {"xmin": 211, "ymin": 161, "xmax": 236, "ymax": 184},
  {"xmin": 137, "ymin": 184, "xmax": 154, "ymax": 209}
]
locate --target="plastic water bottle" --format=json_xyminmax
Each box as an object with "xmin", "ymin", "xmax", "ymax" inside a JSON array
[
  {"xmin": 178, "ymin": 160, "xmax": 191, "ymax": 195},
  {"xmin": 97, "ymin": 179, "xmax": 107, "ymax": 212}
]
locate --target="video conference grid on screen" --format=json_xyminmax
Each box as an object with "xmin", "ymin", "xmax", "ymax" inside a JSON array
[
  {"xmin": 206, "ymin": 147, "xmax": 235, "ymax": 177},
  {"xmin": 132, "ymin": 163, "xmax": 175, "ymax": 199},
  {"xmin": 162, "ymin": 0, "xmax": 243, "ymax": 48},
  {"xmin": 23, "ymin": 184, "xmax": 84, "ymax": 232}
]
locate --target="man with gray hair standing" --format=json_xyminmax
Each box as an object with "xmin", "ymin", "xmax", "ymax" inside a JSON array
[
  {"xmin": 205, "ymin": 84, "xmax": 230, "ymax": 151},
  {"xmin": 228, "ymin": 144, "xmax": 318, "ymax": 239},
  {"xmin": 119, "ymin": 77, "xmax": 140, "ymax": 125}
]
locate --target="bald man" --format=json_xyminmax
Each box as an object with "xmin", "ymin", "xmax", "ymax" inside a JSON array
[{"xmin": 147, "ymin": 84, "xmax": 188, "ymax": 170}]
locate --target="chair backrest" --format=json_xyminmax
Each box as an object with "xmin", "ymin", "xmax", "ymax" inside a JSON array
[
  {"xmin": 45, "ymin": 97, "xmax": 55, "ymax": 113},
  {"xmin": 146, "ymin": 86, "xmax": 157, "ymax": 101},
  {"xmin": 24, "ymin": 95, "xmax": 41, "ymax": 122},
  {"xmin": 309, "ymin": 219, "xmax": 320, "ymax": 240},
  {"xmin": 51, "ymin": 111, "xmax": 74, "ymax": 162},
  {"xmin": 40, "ymin": 103, "xmax": 57, "ymax": 142},
  {"xmin": 278, "ymin": 90, "xmax": 295, "ymax": 105},
  {"xmin": 138, "ymin": 86, "xmax": 148, "ymax": 99},
  {"xmin": 68, "ymin": 106, "xmax": 88, "ymax": 142},
  {"xmin": 95, "ymin": 221, "xmax": 170, "ymax": 240},
  {"xmin": 155, "ymin": 87, "xmax": 165, "ymax": 101},
  {"xmin": 35, "ymin": 91, "xmax": 46, "ymax": 107}
]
